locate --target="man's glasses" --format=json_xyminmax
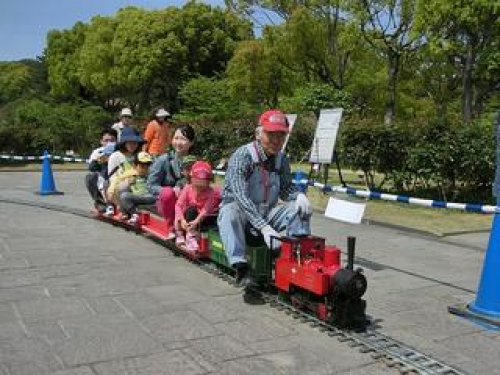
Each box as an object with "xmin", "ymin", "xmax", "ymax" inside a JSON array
[{"xmin": 102, "ymin": 138, "xmax": 115, "ymax": 143}]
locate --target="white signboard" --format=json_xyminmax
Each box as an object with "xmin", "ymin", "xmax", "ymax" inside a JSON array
[
  {"xmin": 324, "ymin": 197, "xmax": 366, "ymax": 224},
  {"xmin": 282, "ymin": 114, "xmax": 297, "ymax": 151},
  {"xmin": 309, "ymin": 108, "xmax": 343, "ymax": 164}
]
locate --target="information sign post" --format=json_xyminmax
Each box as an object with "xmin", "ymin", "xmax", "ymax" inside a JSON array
[{"xmin": 308, "ymin": 108, "xmax": 344, "ymax": 187}]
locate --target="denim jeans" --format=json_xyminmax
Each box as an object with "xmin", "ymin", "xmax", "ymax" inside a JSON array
[{"xmin": 217, "ymin": 201, "xmax": 310, "ymax": 265}]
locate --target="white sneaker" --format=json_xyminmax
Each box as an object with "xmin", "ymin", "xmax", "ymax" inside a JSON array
[
  {"xmin": 104, "ymin": 205, "xmax": 114, "ymax": 216},
  {"xmin": 128, "ymin": 214, "xmax": 139, "ymax": 225}
]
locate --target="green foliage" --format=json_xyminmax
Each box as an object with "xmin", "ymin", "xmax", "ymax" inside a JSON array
[
  {"xmin": 0, "ymin": 99, "xmax": 111, "ymax": 156},
  {"xmin": 282, "ymin": 83, "xmax": 351, "ymax": 118},
  {"xmin": 283, "ymin": 115, "xmax": 316, "ymax": 162},
  {"xmin": 264, "ymin": 6, "xmax": 365, "ymax": 89},
  {"xmin": 416, "ymin": 0, "xmax": 500, "ymax": 122},
  {"xmin": 177, "ymin": 76, "xmax": 248, "ymax": 121},
  {"xmin": 340, "ymin": 119, "xmax": 495, "ymax": 202},
  {"xmin": 341, "ymin": 123, "xmax": 411, "ymax": 189},
  {"xmin": 45, "ymin": 2, "xmax": 252, "ymax": 110},
  {"xmin": 46, "ymin": 22, "xmax": 88, "ymax": 99},
  {"xmin": 406, "ymin": 121, "xmax": 495, "ymax": 200},
  {"xmin": 78, "ymin": 15, "xmax": 119, "ymax": 100},
  {"xmin": 183, "ymin": 114, "xmax": 258, "ymax": 163},
  {"xmin": 0, "ymin": 63, "xmax": 30, "ymax": 104},
  {"xmin": 226, "ymin": 39, "xmax": 291, "ymax": 107},
  {"xmin": 0, "ymin": 59, "xmax": 48, "ymax": 104}
]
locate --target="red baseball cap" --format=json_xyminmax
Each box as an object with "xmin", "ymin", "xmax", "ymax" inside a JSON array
[
  {"xmin": 259, "ymin": 110, "xmax": 289, "ymax": 133},
  {"xmin": 190, "ymin": 161, "xmax": 213, "ymax": 180}
]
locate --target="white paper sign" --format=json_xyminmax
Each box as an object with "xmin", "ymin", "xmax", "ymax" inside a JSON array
[
  {"xmin": 282, "ymin": 114, "xmax": 297, "ymax": 151},
  {"xmin": 324, "ymin": 197, "xmax": 366, "ymax": 224},
  {"xmin": 309, "ymin": 108, "xmax": 342, "ymax": 164}
]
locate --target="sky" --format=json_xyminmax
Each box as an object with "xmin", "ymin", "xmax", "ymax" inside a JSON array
[{"xmin": 0, "ymin": 0, "xmax": 225, "ymax": 61}]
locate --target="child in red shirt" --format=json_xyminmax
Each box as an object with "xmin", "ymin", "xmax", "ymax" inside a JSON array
[{"xmin": 175, "ymin": 161, "xmax": 221, "ymax": 252}]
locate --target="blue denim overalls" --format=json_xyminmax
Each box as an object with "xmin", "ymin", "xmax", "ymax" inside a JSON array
[{"xmin": 218, "ymin": 142, "xmax": 311, "ymax": 265}]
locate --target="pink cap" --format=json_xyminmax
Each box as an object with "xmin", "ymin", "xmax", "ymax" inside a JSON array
[{"xmin": 190, "ymin": 161, "xmax": 213, "ymax": 180}]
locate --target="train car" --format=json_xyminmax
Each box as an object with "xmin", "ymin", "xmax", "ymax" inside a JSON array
[{"xmin": 94, "ymin": 208, "xmax": 368, "ymax": 330}]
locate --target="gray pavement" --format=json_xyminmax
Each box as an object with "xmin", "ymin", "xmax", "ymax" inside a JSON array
[{"xmin": 0, "ymin": 171, "xmax": 498, "ymax": 374}]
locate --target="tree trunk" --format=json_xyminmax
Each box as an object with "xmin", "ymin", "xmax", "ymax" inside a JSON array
[
  {"xmin": 436, "ymin": 99, "xmax": 447, "ymax": 126},
  {"xmin": 384, "ymin": 51, "xmax": 400, "ymax": 127},
  {"xmin": 461, "ymin": 37, "xmax": 475, "ymax": 123}
]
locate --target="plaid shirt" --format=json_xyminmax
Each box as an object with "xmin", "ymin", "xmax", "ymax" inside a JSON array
[{"xmin": 221, "ymin": 141, "xmax": 298, "ymax": 229}]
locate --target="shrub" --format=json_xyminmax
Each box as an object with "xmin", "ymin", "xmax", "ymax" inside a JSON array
[
  {"xmin": 0, "ymin": 98, "xmax": 112, "ymax": 156},
  {"xmin": 339, "ymin": 119, "xmax": 496, "ymax": 203}
]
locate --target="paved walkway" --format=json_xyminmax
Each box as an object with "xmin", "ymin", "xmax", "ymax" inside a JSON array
[{"xmin": 0, "ymin": 171, "xmax": 498, "ymax": 375}]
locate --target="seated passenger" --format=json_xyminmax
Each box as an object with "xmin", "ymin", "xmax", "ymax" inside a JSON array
[
  {"xmin": 147, "ymin": 124, "xmax": 196, "ymax": 238},
  {"xmin": 105, "ymin": 127, "xmax": 144, "ymax": 216},
  {"xmin": 112, "ymin": 107, "xmax": 134, "ymax": 141},
  {"xmin": 174, "ymin": 161, "xmax": 221, "ymax": 251},
  {"xmin": 108, "ymin": 152, "xmax": 156, "ymax": 224},
  {"xmin": 143, "ymin": 107, "xmax": 172, "ymax": 158},
  {"xmin": 85, "ymin": 128, "xmax": 117, "ymax": 212},
  {"xmin": 218, "ymin": 109, "xmax": 312, "ymax": 289}
]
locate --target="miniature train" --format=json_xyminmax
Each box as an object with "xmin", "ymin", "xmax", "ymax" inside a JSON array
[{"xmin": 95, "ymin": 209, "xmax": 368, "ymax": 330}]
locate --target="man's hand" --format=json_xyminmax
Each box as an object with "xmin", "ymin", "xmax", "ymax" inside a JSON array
[
  {"xmin": 295, "ymin": 193, "xmax": 312, "ymax": 218},
  {"xmin": 261, "ymin": 225, "xmax": 281, "ymax": 250}
]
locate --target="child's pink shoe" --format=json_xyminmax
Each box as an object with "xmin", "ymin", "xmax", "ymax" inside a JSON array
[
  {"xmin": 185, "ymin": 231, "xmax": 199, "ymax": 252},
  {"xmin": 175, "ymin": 231, "xmax": 185, "ymax": 247}
]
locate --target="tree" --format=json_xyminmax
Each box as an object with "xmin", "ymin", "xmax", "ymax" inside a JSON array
[
  {"xmin": 45, "ymin": 22, "xmax": 88, "ymax": 99},
  {"xmin": 226, "ymin": 39, "xmax": 292, "ymax": 107},
  {"xmin": 1, "ymin": 99, "xmax": 111, "ymax": 155},
  {"xmin": 416, "ymin": 0, "xmax": 500, "ymax": 122},
  {"xmin": 281, "ymin": 82, "xmax": 351, "ymax": 118},
  {"xmin": 77, "ymin": 15, "xmax": 120, "ymax": 106},
  {"xmin": 0, "ymin": 63, "xmax": 30, "ymax": 104},
  {"xmin": 407, "ymin": 45, "xmax": 461, "ymax": 125},
  {"xmin": 178, "ymin": 76, "xmax": 246, "ymax": 120},
  {"xmin": 227, "ymin": 2, "xmax": 365, "ymax": 90},
  {"xmin": 46, "ymin": 3, "xmax": 252, "ymax": 112},
  {"xmin": 351, "ymin": 0, "xmax": 423, "ymax": 126},
  {"xmin": 226, "ymin": 2, "xmax": 382, "ymax": 117}
]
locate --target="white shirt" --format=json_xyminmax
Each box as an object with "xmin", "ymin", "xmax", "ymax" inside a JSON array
[
  {"xmin": 107, "ymin": 151, "xmax": 127, "ymax": 184},
  {"xmin": 111, "ymin": 122, "xmax": 128, "ymax": 141}
]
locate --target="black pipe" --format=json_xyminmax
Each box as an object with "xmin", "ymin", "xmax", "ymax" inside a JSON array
[{"xmin": 347, "ymin": 236, "xmax": 356, "ymax": 270}]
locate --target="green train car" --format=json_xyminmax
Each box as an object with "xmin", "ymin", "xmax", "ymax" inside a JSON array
[{"xmin": 207, "ymin": 228, "xmax": 272, "ymax": 285}]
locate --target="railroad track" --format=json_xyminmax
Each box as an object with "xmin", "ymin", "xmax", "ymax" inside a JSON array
[
  {"xmin": 197, "ymin": 261, "xmax": 466, "ymax": 375},
  {"xmin": 0, "ymin": 197, "xmax": 468, "ymax": 375}
]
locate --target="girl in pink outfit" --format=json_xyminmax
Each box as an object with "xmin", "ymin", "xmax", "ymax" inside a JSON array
[{"xmin": 175, "ymin": 161, "xmax": 221, "ymax": 252}]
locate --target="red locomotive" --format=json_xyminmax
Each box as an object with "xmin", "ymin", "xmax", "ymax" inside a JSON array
[{"xmin": 274, "ymin": 235, "xmax": 367, "ymax": 329}]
